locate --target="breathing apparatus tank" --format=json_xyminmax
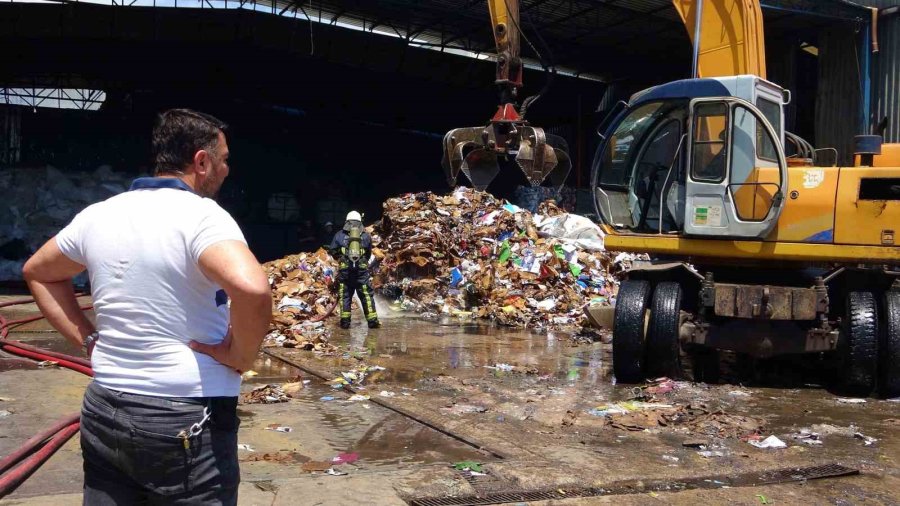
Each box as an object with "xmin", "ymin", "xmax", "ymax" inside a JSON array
[{"xmin": 346, "ymin": 221, "xmax": 363, "ymax": 268}]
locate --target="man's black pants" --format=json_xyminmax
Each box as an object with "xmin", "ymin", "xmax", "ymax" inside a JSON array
[{"xmin": 80, "ymin": 382, "xmax": 240, "ymax": 505}]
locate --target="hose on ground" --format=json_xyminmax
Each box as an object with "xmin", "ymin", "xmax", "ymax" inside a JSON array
[
  {"xmin": 0, "ymin": 421, "xmax": 81, "ymax": 497},
  {"xmin": 0, "ymin": 413, "xmax": 81, "ymax": 475},
  {"xmin": 0, "ymin": 298, "xmax": 93, "ymax": 498}
]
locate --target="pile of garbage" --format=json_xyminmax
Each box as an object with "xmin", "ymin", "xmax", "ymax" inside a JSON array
[
  {"xmin": 372, "ymin": 187, "xmax": 623, "ymax": 330},
  {"xmin": 0, "ymin": 165, "xmax": 133, "ymax": 280},
  {"xmin": 262, "ymin": 251, "xmax": 340, "ymax": 352}
]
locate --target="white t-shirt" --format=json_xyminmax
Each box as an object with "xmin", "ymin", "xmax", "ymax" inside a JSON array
[{"xmin": 56, "ymin": 180, "xmax": 246, "ymax": 397}]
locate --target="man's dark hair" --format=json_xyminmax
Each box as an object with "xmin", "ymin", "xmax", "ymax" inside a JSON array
[{"xmin": 152, "ymin": 109, "xmax": 227, "ymax": 175}]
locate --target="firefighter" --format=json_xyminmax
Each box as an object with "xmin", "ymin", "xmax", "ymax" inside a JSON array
[{"xmin": 328, "ymin": 211, "xmax": 380, "ymax": 329}]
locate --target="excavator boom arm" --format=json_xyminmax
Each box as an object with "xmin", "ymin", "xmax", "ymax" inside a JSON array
[
  {"xmin": 671, "ymin": 0, "xmax": 767, "ymax": 79},
  {"xmin": 487, "ymin": 0, "xmax": 523, "ymax": 94}
]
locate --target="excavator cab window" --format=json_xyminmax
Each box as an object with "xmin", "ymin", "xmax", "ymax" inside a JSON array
[
  {"xmin": 755, "ymin": 98, "xmax": 781, "ymax": 162},
  {"xmin": 593, "ymin": 100, "xmax": 687, "ymax": 232},
  {"xmin": 691, "ymin": 103, "xmax": 728, "ymax": 183}
]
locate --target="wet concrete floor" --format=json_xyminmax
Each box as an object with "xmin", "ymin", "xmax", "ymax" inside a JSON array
[{"xmin": 1, "ymin": 296, "xmax": 899, "ymax": 504}]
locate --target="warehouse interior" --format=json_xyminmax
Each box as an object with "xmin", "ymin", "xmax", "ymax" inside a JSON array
[{"xmin": 1, "ymin": 0, "xmax": 896, "ymax": 261}]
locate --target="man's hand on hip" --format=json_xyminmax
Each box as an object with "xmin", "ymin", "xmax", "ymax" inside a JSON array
[
  {"xmin": 197, "ymin": 240, "xmax": 272, "ymax": 372},
  {"xmin": 190, "ymin": 330, "xmax": 245, "ymax": 372}
]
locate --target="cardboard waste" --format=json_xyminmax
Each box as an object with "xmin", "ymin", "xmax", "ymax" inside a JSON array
[
  {"xmin": 262, "ymin": 250, "xmax": 340, "ymax": 352},
  {"xmin": 373, "ymin": 187, "xmax": 622, "ymax": 330}
]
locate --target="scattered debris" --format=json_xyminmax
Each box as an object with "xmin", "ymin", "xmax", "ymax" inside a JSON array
[
  {"xmin": 810, "ymin": 424, "xmax": 857, "ymax": 437},
  {"xmin": 36, "ymin": 360, "xmax": 59, "ymax": 368},
  {"xmin": 661, "ymin": 455, "xmax": 680, "ymax": 463},
  {"xmin": 791, "ymin": 429, "xmax": 823, "ymax": 446},
  {"xmin": 265, "ymin": 424, "xmax": 293, "ymax": 433},
  {"xmin": 453, "ymin": 461, "xmax": 484, "ymax": 473},
  {"xmin": 836, "ymin": 397, "xmax": 867, "ymax": 404},
  {"xmin": 728, "ymin": 390, "xmax": 752, "ymax": 397},
  {"xmin": 325, "ymin": 468, "xmax": 348, "ymax": 476},
  {"xmin": 332, "ymin": 452, "xmax": 359, "ymax": 465},
  {"xmin": 379, "ymin": 391, "xmax": 397, "ymax": 398},
  {"xmin": 241, "ymin": 384, "xmax": 290, "ymax": 404},
  {"xmin": 237, "ymin": 444, "xmax": 256, "ymax": 452},
  {"xmin": 241, "ymin": 451, "xmax": 304, "ymax": 463},
  {"xmin": 301, "ymin": 461, "xmax": 334, "ymax": 472},
  {"xmin": 0, "ymin": 410, "xmax": 11, "ymax": 418},
  {"xmin": 320, "ymin": 396, "xmax": 335, "ymax": 402},
  {"xmin": 282, "ymin": 380, "xmax": 304, "ymax": 397},
  {"xmin": 748, "ymin": 435, "xmax": 787, "ymax": 449},
  {"xmin": 442, "ymin": 403, "xmax": 488, "ymax": 415},
  {"xmin": 241, "ymin": 370, "xmax": 258, "ymax": 379},
  {"xmin": 853, "ymin": 432, "xmax": 878, "ymax": 446},
  {"xmin": 348, "ymin": 394, "xmax": 370, "ymax": 402},
  {"xmin": 682, "ymin": 439, "xmax": 707, "ymax": 448},
  {"xmin": 697, "ymin": 450, "xmax": 728, "ymax": 458},
  {"xmin": 645, "ymin": 377, "xmax": 677, "ymax": 395},
  {"xmin": 756, "ymin": 494, "xmax": 771, "ymax": 505},
  {"xmin": 588, "ymin": 402, "xmax": 764, "ymax": 438}
]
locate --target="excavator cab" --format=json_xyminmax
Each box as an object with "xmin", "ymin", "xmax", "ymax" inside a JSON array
[
  {"xmin": 441, "ymin": 0, "xmax": 571, "ymax": 191},
  {"xmin": 592, "ymin": 75, "xmax": 788, "ymax": 239}
]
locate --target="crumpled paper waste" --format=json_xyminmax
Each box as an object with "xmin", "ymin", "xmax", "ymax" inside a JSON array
[
  {"xmin": 262, "ymin": 250, "xmax": 340, "ymax": 352},
  {"xmin": 264, "ymin": 250, "xmax": 338, "ymax": 325},
  {"xmin": 588, "ymin": 402, "xmax": 765, "ymax": 437},
  {"xmin": 240, "ymin": 378, "xmax": 305, "ymax": 404},
  {"xmin": 373, "ymin": 188, "xmax": 626, "ymax": 330}
]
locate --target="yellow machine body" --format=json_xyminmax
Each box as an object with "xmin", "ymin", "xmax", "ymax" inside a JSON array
[{"xmin": 603, "ymin": 156, "xmax": 900, "ymax": 263}]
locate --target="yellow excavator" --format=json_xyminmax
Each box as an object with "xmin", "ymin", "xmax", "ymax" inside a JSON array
[
  {"xmin": 586, "ymin": 0, "xmax": 900, "ymax": 397},
  {"xmin": 441, "ymin": 0, "xmax": 571, "ymax": 191}
]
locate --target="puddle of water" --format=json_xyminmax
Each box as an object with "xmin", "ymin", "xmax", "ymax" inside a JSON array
[
  {"xmin": 242, "ymin": 351, "xmax": 490, "ymax": 468},
  {"xmin": 320, "ymin": 317, "xmax": 612, "ymax": 389}
]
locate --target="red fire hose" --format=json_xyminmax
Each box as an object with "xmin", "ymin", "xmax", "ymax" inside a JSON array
[
  {"xmin": 0, "ymin": 421, "xmax": 81, "ymax": 495},
  {"xmin": 0, "ymin": 299, "xmax": 93, "ymax": 498},
  {"xmin": 0, "ymin": 413, "xmax": 81, "ymax": 475}
]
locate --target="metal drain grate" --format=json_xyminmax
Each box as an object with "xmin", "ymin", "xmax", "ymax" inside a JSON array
[
  {"xmin": 411, "ymin": 489, "xmax": 584, "ymax": 506},
  {"xmin": 752, "ymin": 463, "xmax": 858, "ymax": 485},
  {"xmin": 407, "ymin": 463, "xmax": 858, "ymax": 506}
]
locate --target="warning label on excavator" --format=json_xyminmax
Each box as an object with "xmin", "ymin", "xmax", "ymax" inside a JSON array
[{"xmin": 693, "ymin": 205, "xmax": 723, "ymax": 227}]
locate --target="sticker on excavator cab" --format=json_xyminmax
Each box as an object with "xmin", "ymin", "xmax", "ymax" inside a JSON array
[
  {"xmin": 803, "ymin": 169, "xmax": 825, "ymax": 189},
  {"xmin": 693, "ymin": 205, "xmax": 723, "ymax": 227}
]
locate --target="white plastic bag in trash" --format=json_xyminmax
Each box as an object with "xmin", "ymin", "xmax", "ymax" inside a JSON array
[{"xmin": 533, "ymin": 213, "xmax": 606, "ymax": 251}]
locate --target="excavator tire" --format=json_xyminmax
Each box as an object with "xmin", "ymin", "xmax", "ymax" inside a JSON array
[
  {"xmin": 880, "ymin": 291, "xmax": 900, "ymax": 398},
  {"xmin": 613, "ymin": 280, "xmax": 651, "ymax": 383},
  {"xmin": 839, "ymin": 292, "xmax": 878, "ymax": 396},
  {"xmin": 646, "ymin": 282, "xmax": 683, "ymax": 379}
]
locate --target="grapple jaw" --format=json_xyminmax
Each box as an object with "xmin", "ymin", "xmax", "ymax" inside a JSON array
[{"xmin": 441, "ymin": 117, "xmax": 571, "ymax": 191}]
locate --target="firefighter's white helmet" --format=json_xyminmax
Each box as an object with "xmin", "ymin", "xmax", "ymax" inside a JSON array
[{"xmin": 345, "ymin": 210, "xmax": 362, "ymax": 222}]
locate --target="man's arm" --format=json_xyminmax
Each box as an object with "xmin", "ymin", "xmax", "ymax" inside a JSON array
[
  {"xmin": 326, "ymin": 232, "xmax": 341, "ymax": 258},
  {"xmin": 22, "ymin": 239, "xmax": 94, "ymax": 350},
  {"xmin": 189, "ymin": 240, "xmax": 271, "ymax": 372}
]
